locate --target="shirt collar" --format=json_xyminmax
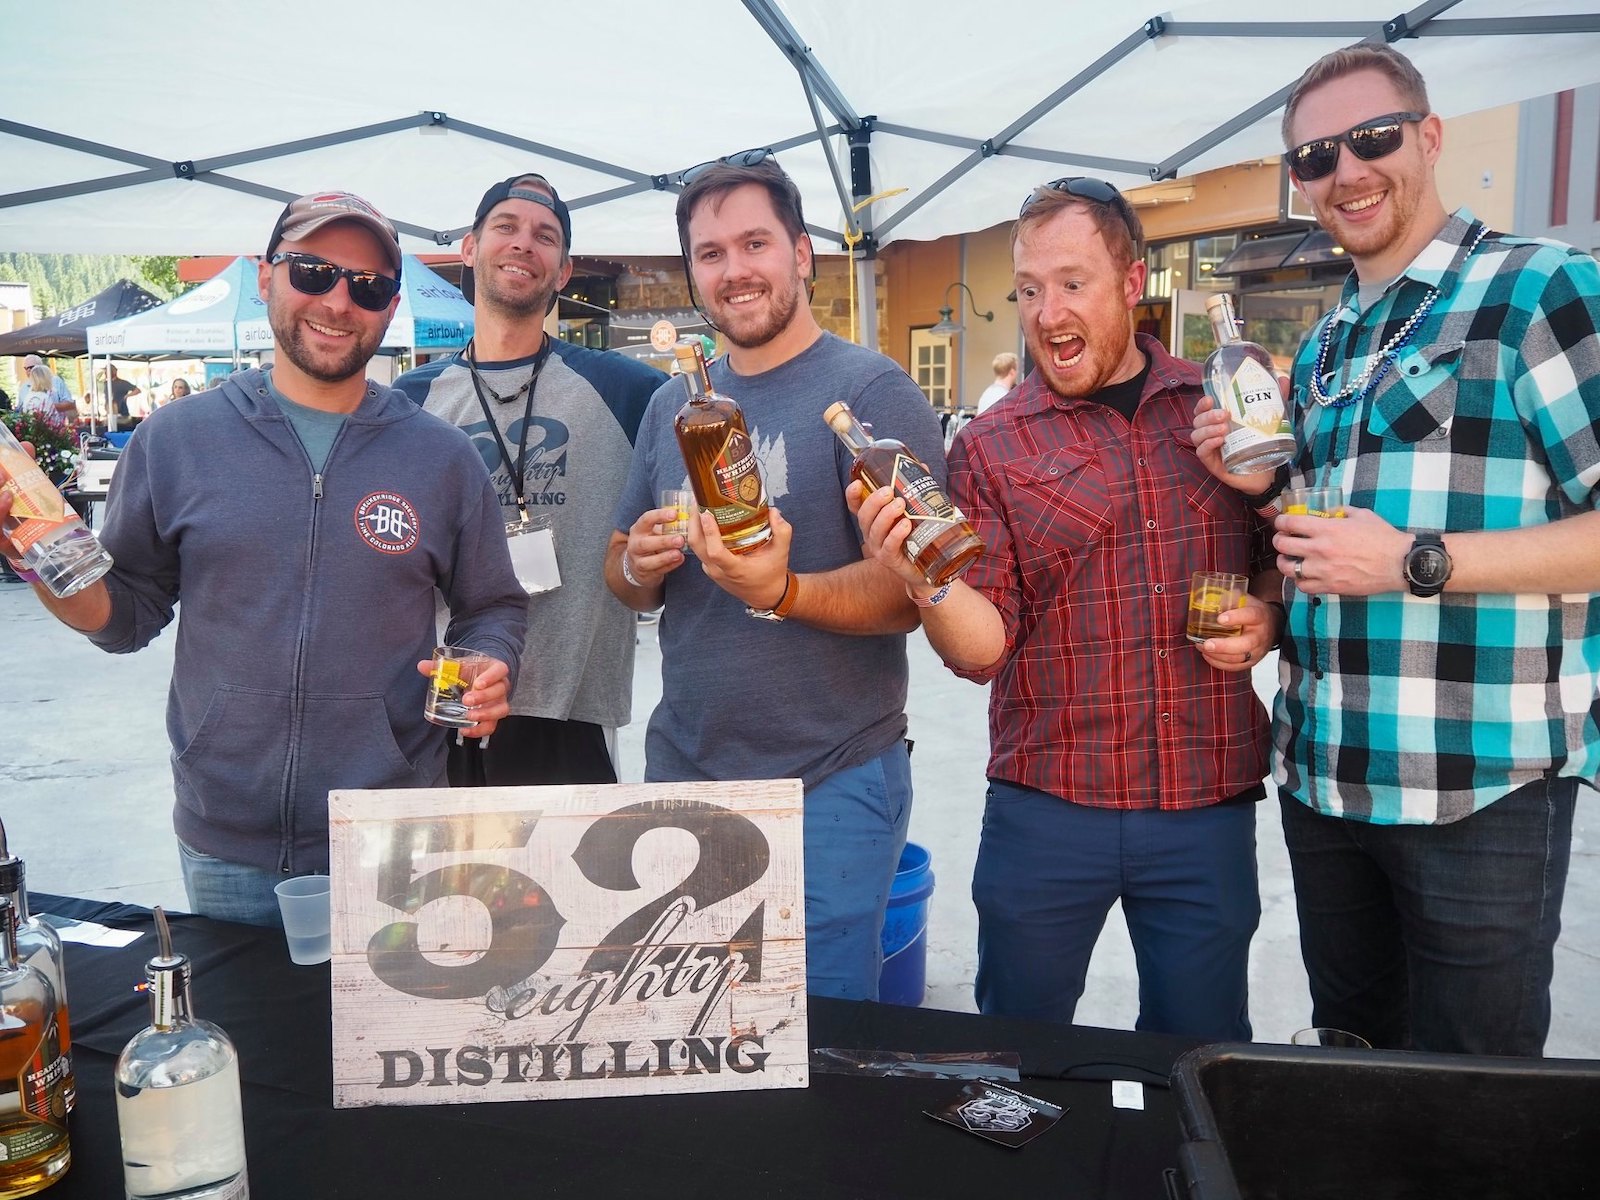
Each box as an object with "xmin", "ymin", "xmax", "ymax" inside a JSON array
[
  {"xmin": 1014, "ymin": 333, "xmax": 1194, "ymax": 416},
  {"xmin": 1334, "ymin": 206, "xmax": 1482, "ymax": 319}
]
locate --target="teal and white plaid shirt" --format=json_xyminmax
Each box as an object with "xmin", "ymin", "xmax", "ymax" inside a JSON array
[{"xmin": 1278, "ymin": 209, "xmax": 1600, "ymax": 824}]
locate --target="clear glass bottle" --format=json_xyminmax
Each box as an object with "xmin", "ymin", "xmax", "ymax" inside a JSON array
[
  {"xmin": 672, "ymin": 338, "xmax": 772, "ymax": 554},
  {"xmin": 823, "ymin": 401, "xmax": 984, "ymax": 587},
  {"xmin": 1203, "ymin": 293, "xmax": 1295, "ymax": 475},
  {"xmin": 114, "ymin": 908, "xmax": 249, "ymax": 1200},
  {"xmin": 0, "ymin": 420, "xmax": 112, "ymax": 598},
  {"xmin": 0, "ymin": 821, "xmax": 73, "ymax": 1114},
  {"xmin": 0, "ymin": 896, "xmax": 71, "ymax": 1199}
]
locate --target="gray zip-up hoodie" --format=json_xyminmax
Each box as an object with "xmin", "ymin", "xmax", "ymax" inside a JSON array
[{"xmin": 88, "ymin": 368, "xmax": 527, "ymax": 873}]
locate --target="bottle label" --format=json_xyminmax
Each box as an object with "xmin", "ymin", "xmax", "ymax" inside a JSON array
[
  {"xmin": 889, "ymin": 454, "xmax": 965, "ymax": 557},
  {"xmin": 0, "ymin": 443, "xmax": 78, "ymax": 555},
  {"xmin": 0, "ymin": 1007, "xmax": 69, "ymax": 1163},
  {"xmin": 709, "ymin": 429, "xmax": 766, "ymax": 518},
  {"xmin": 1225, "ymin": 358, "xmax": 1289, "ymax": 436}
]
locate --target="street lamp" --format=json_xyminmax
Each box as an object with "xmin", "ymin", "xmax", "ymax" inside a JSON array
[{"xmin": 928, "ymin": 282, "xmax": 994, "ymax": 337}]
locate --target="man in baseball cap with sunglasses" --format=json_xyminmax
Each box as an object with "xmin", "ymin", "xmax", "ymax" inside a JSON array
[
  {"xmin": 853, "ymin": 176, "xmax": 1278, "ymax": 1040},
  {"xmin": 0, "ymin": 189, "xmax": 528, "ymax": 927},
  {"xmin": 396, "ymin": 173, "xmax": 660, "ymax": 789},
  {"xmin": 1193, "ymin": 44, "xmax": 1600, "ymax": 1057}
]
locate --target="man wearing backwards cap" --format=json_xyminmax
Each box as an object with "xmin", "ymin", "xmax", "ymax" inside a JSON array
[
  {"xmin": 0, "ymin": 190, "xmax": 528, "ymax": 926},
  {"xmin": 397, "ymin": 174, "xmax": 659, "ymax": 786}
]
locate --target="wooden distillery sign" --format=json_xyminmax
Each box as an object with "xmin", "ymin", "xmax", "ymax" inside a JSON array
[{"xmin": 326, "ymin": 779, "xmax": 808, "ymax": 1108}]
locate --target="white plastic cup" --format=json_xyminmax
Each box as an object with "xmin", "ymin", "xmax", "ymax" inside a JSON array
[{"xmin": 274, "ymin": 875, "xmax": 331, "ymax": 966}]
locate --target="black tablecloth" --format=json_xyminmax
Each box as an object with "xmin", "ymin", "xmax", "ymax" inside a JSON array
[{"xmin": 40, "ymin": 894, "xmax": 1199, "ymax": 1199}]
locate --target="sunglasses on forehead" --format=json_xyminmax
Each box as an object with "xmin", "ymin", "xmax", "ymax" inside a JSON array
[
  {"xmin": 1019, "ymin": 176, "xmax": 1124, "ymax": 216},
  {"xmin": 269, "ymin": 252, "xmax": 401, "ymax": 312},
  {"xmin": 1287, "ymin": 111, "xmax": 1426, "ymax": 182},
  {"xmin": 678, "ymin": 147, "xmax": 776, "ymax": 187}
]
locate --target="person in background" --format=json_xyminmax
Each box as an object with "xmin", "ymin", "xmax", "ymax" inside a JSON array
[
  {"xmin": 607, "ymin": 149, "xmax": 943, "ymax": 1001},
  {"xmin": 168, "ymin": 378, "xmax": 193, "ymax": 402},
  {"xmin": 854, "ymin": 177, "xmax": 1278, "ymax": 1040},
  {"xmin": 396, "ymin": 173, "xmax": 660, "ymax": 787},
  {"xmin": 19, "ymin": 356, "xmax": 77, "ymax": 419},
  {"xmin": 1193, "ymin": 43, "xmax": 1600, "ymax": 1056},
  {"xmin": 975, "ymin": 351, "xmax": 1018, "ymax": 414},
  {"xmin": 104, "ymin": 365, "xmax": 140, "ymax": 419},
  {"xmin": 0, "ymin": 190, "xmax": 528, "ymax": 926}
]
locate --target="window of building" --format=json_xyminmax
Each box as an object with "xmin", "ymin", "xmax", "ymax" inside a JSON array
[
  {"xmin": 910, "ymin": 329, "xmax": 951, "ymax": 412},
  {"xmin": 1192, "ymin": 234, "xmax": 1239, "ymax": 289},
  {"xmin": 1239, "ymin": 284, "xmax": 1346, "ymax": 372}
]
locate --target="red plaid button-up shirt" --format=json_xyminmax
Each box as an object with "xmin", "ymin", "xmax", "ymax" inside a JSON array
[{"xmin": 948, "ymin": 335, "xmax": 1270, "ymax": 809}]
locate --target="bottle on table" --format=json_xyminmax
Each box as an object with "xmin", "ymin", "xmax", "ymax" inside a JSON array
[
  {"xmin": 114, "ymin": 908, "xmax": 249, "ymax": 1200},
  {"xmin": 0, "ymin": 820, "xmax": 73, "ymax": 1114},
  {"xmin": 0, "ymin": 421, "xmax": 112, "ymax": 598},
  {"xmin": 672, "ymin": 338, "xmax": 772, "ymax": 554},
  {"xmin": 823, "ymin": 400, "xmax": 984, "ymax": 587},
  {"xmin": 1203, "ymin": 293, "xmax": 1295, "ymax": 476},
  {"xmin": 0, "ymin": 895, "xmax": 71, "ymax": 1198}
]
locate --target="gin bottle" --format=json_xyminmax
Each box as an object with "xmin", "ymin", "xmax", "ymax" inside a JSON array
[
  {"xmin": 0, "ymin": 821, "xmax": 73, "ymax": 1113},
  {"xmin": 0, "ymin": 896, "xmax": 71, "ymax": 1198},
  {"xmin": 0, "ymin": 420, "xmax": 112, "ymax": 598},
  {"xmin": 824, "ymin": 401, "xmax": 984, "ymax": 586},
  {"xmin": 1203, "ymin": 293, "xmax": 1295, "ymax": 475},
  {"xmin": 114, "ymin": 908, "xmax": 249, "ymax": 1200},
  {"xmin": 672, "ymin": 338, "xmax": 772, "ymax": 553}
]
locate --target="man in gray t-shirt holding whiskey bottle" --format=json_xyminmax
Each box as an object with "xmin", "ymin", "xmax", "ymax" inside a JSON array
[{"xmin": 608, "ymin": 152, "xmax": 945, "ymax": 1001}]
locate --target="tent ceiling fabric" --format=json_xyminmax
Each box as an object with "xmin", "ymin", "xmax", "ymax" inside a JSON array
[{"xmin": 6, "ymin": 0, "xmax": 1600, "ymax": 258}]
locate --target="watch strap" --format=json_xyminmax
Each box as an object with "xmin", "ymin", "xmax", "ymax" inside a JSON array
[{"xmin": 746, "ymin": 571, "xmax": 799, "ymax": 621}]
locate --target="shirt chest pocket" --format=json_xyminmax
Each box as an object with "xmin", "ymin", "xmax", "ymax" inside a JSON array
[
  {"xmin": 1368, "ymin": 340, "xmax": 1464, "ymax": 443},
  {"xmin": 1000, "ymin": 447, "xmax": 1113, "ymax": 556}
]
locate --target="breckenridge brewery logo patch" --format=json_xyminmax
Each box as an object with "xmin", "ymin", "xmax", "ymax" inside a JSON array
[{"xmin": 355, "ymin": 491, "xmax": 420, "ymax": 554}]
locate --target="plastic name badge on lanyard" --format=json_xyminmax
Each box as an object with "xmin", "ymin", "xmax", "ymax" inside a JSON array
[{"xmin": 506, "ymin": 512, "xmax": 560, "ymax": 595}]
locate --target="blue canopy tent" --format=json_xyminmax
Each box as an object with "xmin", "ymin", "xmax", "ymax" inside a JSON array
[{"xmin": 386, "ymin": 254, "xmax": 474, "ymax": 354}]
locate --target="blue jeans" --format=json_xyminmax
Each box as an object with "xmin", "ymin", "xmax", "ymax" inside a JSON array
[
  {"xmin": 1279, "ymin": 775, "xmax": 1578, "ymax": 1056},
  {"xmin": 178, "ymin": 840, "xmax": 295, "ymax": 927},
  {"xmin": 802, "ymin": 742, "xmax": 914, "ymax": 1001},
  {"xmin": 972, "ymin": 782, "xmax": 1259, "ymax": 1040}
]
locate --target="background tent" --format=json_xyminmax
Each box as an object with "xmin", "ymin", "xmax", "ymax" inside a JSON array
[
  {"xmin": 5, "ymin": 0, "xmax": 1599, "ymax": 344},
  {"xmin": 0, "ymin": 279, "xmax": 161, "ymax": 356},
  {"xmin": 86, "ymin": 257, "xmax": 269, "ymax": 356},
  {"xmin": 385, "ymin": 255, "xmax": 474, "ymax": 353}
]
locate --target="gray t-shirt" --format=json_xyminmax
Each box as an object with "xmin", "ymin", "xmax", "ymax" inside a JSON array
[
  {"xmin": 397, "ymin": 341, "xmax": 658, "ymax": 727},
  {"xmin": 265, "ymin": 369, "xmax": 347, "ymax": 473},
  {"xmin": 614, "ymin": 331, "xmax": 947, "ymax": 787}
]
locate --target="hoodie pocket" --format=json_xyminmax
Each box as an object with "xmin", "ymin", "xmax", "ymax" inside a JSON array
[
  {"xmin": 296, "ymin": 693, "xmax": 425, "ymax": 794},
  {"xmin": 174, "ymin": 686, "xmax": 293, "ymax": 824}
]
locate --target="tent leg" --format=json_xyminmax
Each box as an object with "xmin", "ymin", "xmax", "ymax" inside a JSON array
[{"xmin": 855, "ymin": 255, "xmax": 879, "ymax": 352}]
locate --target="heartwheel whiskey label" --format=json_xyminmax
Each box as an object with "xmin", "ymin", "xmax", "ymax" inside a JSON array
[
  {"xmin": 327, "ymin": 780, "xmax": 808, "ymax": 1107},
  {"xmin": 0, "ymin": 1009, "xmax": 69, "ymax": 1161},
  {"xmin": 710, "ymin": 429, "xmax": 766, "ymax": 514}
]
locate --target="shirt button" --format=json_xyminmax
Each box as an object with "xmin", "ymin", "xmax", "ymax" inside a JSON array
[
  {"xmin": 1137, "ymin": 457, "xmax": 1147, "ymax": 467},
  {"xmin": 1158, "ymin": 649, "xmax": 1168, "ymax": 659},
  {"xmin": 1049, "ymin": 467, "xmax": 1060, "ymax": 475},
  {"xmin": 1146, "ymin": 520, "xmax": 1156, "ymax": 530},
  {"xmin": 1161, "ymin": 712, "xmax": 1171, "ymax": 722},
  {"xmin": 1154, "ymin": 584, "xmax": 1164, "ymax": 594}
]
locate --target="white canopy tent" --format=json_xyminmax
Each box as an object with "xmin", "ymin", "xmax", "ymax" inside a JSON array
[{"xmin": 6, "ymin": 0, "xmax": 1600, "ymax": 346}]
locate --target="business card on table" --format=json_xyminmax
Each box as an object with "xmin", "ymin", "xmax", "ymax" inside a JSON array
[{"xmin": 925, "ymin": 1081, "xmax": 1065, "ymax": 1149}]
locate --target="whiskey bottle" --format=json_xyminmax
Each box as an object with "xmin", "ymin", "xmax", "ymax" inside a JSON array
[
  {"xmin": 0, "ymin": 420, "xmax": 112, "ymax": 598},
  {"xmin": 1203, "ymin": 293, "xmax": 1295, "ymax": 475},
  {"xmin": 823, "ymin": 401, "xmax": 984, "ymax": 587},
  {"xmin": 672, "ymin": 339, "xmax": 772, "ymax": 554},
  {"xmin": 115, "ymin": 908, "xmax": 249, "ymax": 1200},
  {"xmin": 0, "ymin": 821, "xmax": 73, "ymax": 1114},
  {"xmin": 0, "ymin": 897, "xmax": 71, "ymax": 1198}
]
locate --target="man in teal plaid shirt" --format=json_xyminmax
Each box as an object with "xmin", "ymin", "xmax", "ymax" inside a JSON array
[{"xmin": 1194, "ymin": 44, "xmax": 1600, "ymax": 1056}]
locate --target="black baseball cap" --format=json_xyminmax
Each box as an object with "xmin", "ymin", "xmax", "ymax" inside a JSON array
[{"xmin": 473, "ymin": 175, "xmax": 572, "ymax": 251}]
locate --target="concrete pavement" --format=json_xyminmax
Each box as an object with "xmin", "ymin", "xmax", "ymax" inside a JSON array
[{"xmin": 3, "ymin": 578, "xmax": 1595, "ymax": 1055}]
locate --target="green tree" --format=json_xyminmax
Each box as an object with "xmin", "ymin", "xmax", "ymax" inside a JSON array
[{"xmin": 132, "ymin": 255, "xmax": 181, "ymax": 299}]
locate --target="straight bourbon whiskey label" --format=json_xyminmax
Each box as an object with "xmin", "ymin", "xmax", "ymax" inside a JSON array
[
  {"xmin": 710, "ymin": 429, "xmax": 766, "ymax": 516},
  {"xmin": 890, "ymin": 454, "xmax": 962, "ymax": 556}
]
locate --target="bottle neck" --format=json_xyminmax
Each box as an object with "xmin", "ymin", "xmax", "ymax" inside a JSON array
[
  {"xmin": 826, "ymin": 408, "xmax": 873, "ymax": 455},
  {"xmin": 0, "ymin": 903, "xmax": 19, "ymax": 972},
  {"xmin": 1208, "ymin": 299, "xmax": 1240, "ymax": 347},
  {"xmin": 679, "ymin": 361, "xmax": 710, "ymax": 404},
  {"xmin": 149, "ymin": 961, "xmax": 194, "ymax": 1030}
]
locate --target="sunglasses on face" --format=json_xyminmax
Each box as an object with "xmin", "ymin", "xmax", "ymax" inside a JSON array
[
  {"xmin": 268, "ymin": 252, "xmax": 401, "ymax": 312},
  {"xmin": 678, "ymin": 147, "xmax": 776, "ymax": 187},
  {"xmin": 1287, "ymin": 111, "xmax": 1426, "ymax": 182}
]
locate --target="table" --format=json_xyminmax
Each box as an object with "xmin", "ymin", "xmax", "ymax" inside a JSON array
[{"xmin": 41, "ymin": 894, "xmax": 1199, "ymax": 1198}]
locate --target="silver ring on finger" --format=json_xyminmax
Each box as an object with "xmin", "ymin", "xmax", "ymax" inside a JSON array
[{"xmin": 1292, "ymin": 558, "xmax": 1304, "ymax": 581}]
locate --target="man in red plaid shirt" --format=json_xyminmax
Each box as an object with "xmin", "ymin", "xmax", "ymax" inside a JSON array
[{"xmin": 853, "ymin": 179, "xmax": 1282, "ymax": 1038}]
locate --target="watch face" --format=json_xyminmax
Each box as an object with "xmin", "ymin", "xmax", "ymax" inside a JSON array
[{"xmin": 1410, "ymin": 546, "xmax": 1449, "ymax": 586}]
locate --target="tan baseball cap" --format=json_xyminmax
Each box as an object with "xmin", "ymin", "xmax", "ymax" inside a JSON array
[{"xmin": 265, "ymin": 191, "xmax": 402, "ymax": 275}]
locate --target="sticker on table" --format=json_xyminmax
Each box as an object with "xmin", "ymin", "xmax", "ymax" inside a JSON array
[{"xmin": 925, "ymin": 1081, "xmax": 1065, "ymax": 1149}]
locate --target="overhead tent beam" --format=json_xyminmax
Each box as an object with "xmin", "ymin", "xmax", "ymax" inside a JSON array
[
  {"xmin": 875, "ymin": 21, "xmax": 1158, "ymax": 241},
  {"xmin": 873, "ymin": 122, "xmax": 1156, "ymax": 176},
  {"xmin": 1164, "ymin": 14, "xmax": 1600, "ymax": 37},
  {"xmin": 1148, "ymin": 0, "xmax": 1464, "ymax": 181},
  {"xmin": 742, "ymin": 0, "xmax": 864, "ymax": 132}
]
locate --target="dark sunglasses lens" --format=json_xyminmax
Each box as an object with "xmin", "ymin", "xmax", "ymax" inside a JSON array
[
  {"xmin": 1348, "ymin": 121, "xmax": 1404, "ymax": 161},
  {"xmin": 287, "ymin": 258, "xmax": 338, "ymax": 296},
  {"xmin": 1066, "ymin": 178, "xmax": 1118, "ymax": 204},
  {"xmin": 1290, "ymin": 141, "xmax": 1339, "ymax": 182},
  {"xmin": 346, "ymin": 273, "xmax": 397, "ymax": 311},
  {"xmin": 728, "ymin": 148, "xmax": 772, "ymax": 168}
]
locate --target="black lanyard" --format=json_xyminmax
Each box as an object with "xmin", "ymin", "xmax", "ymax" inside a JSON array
[{"xmin": 464, "ymin": 337, "xmax": 553, "ymax": 518}]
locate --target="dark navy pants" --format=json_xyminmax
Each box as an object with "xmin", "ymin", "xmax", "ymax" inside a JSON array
[
  {"xmin": 1280, "ymin": 775, "xmax": 1577, "ymax": 1056},
  {"xmin": 972, "ymin": 781, "xmax": 1259, "ymax": 1040}
]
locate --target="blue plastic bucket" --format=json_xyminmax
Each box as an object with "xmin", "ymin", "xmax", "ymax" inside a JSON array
[{"xmin": 878, "ymin": 842, "xmax": 936, "ymax": 1007}]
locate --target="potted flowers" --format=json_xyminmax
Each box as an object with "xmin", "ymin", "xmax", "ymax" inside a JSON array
[{"xmin": 1, "ymin": 409, "xmax": 84, "ymax": 487}]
